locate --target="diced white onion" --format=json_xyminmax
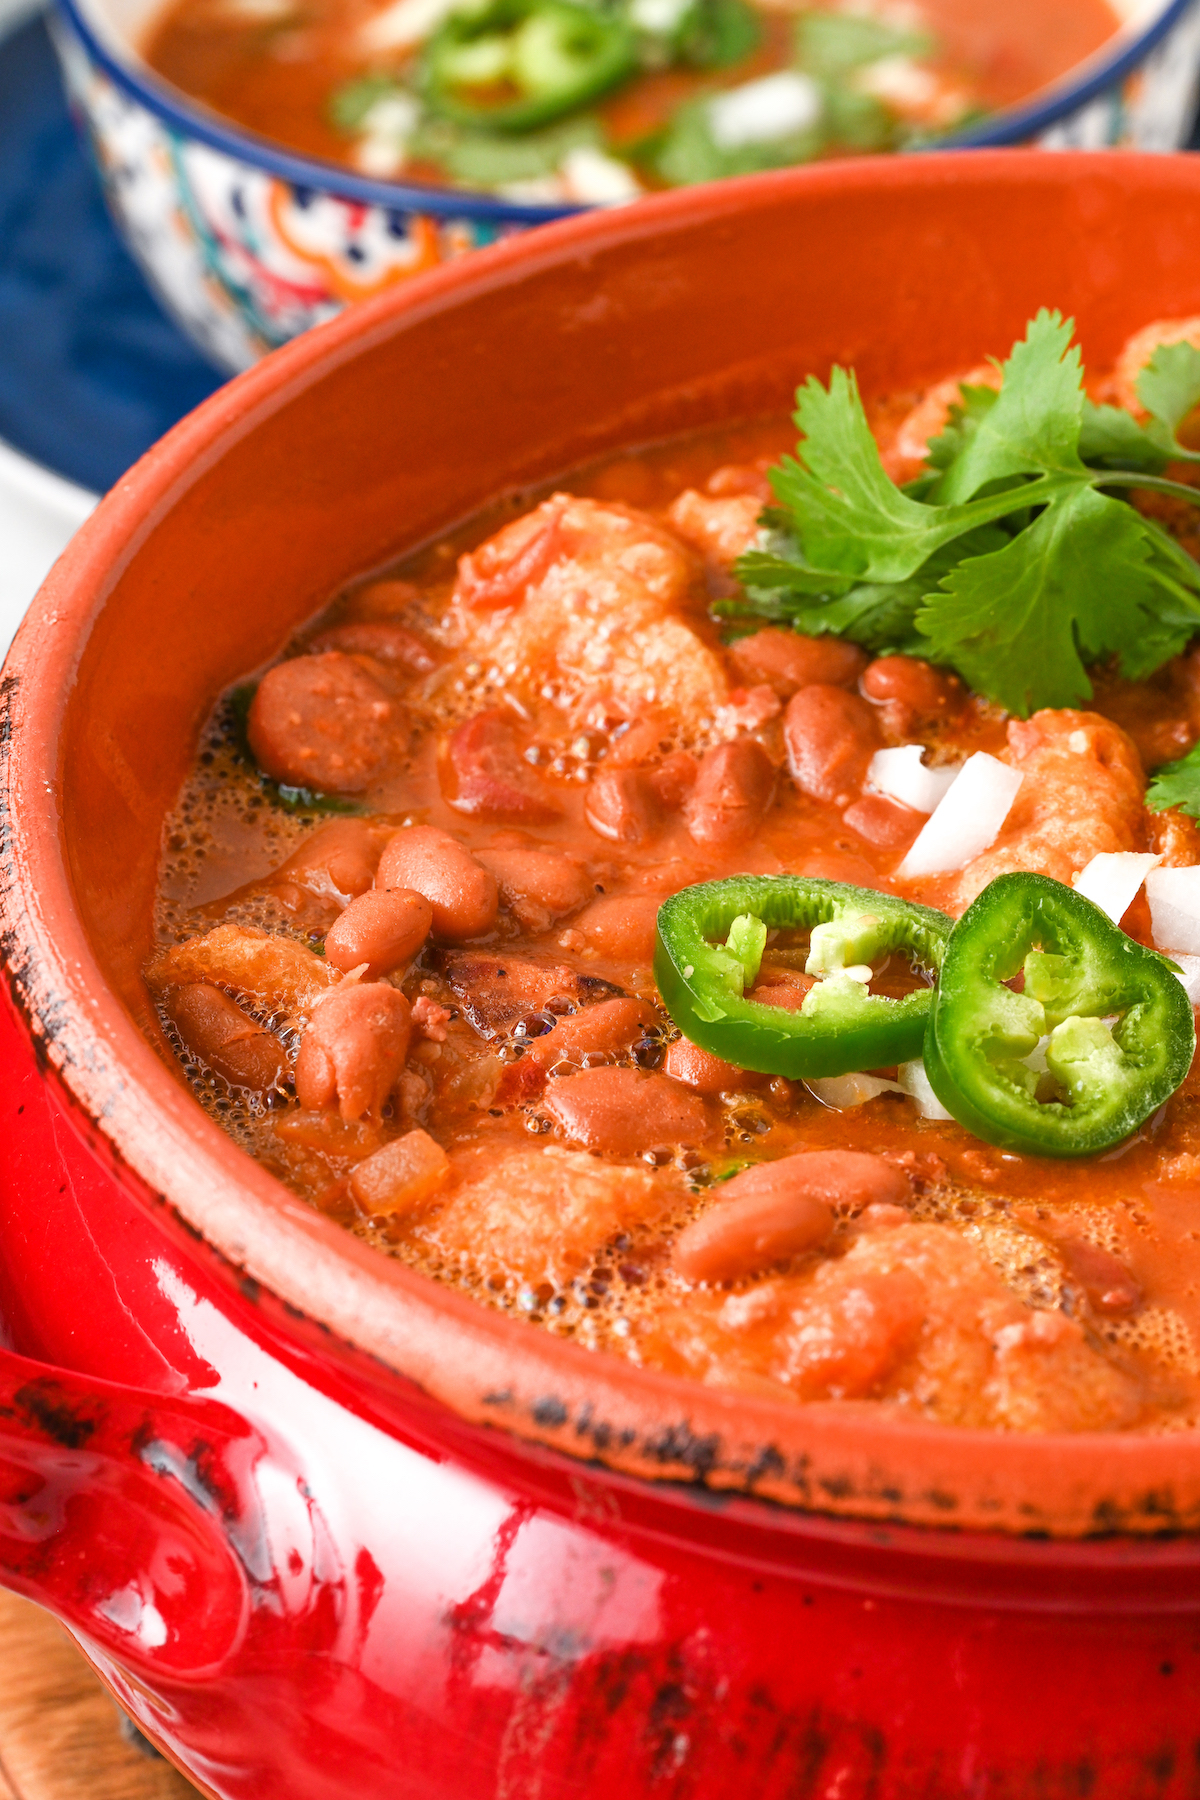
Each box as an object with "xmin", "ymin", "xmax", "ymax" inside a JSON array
[
  {"xmin": 707, "ymin": 72, "xmax": 822, "ymax": 149},
  {"xmin": 629, "ymin": 0, "xmax": 691, "ymax": 31},
  {"xmin": 866, "ymin": 745, "xmax": 961, "ymax": 816},
  {"xmin": 359, "ymin": 0, "xmax": 456, "ymax": 51},
  {"xmin": 1072, "ymin": 851, "xmax": 1162, "ymax": 925},
  {"xmin": 897, "ymin": 1060, "xmax": 953, "ymax": 1120},
  {"xmin": 1146, "ymin": 865, "xmax": 1200, "ymax": 955},
  {"xmin": 561, "ymin": 147, "xmax": 641, "ymax": 206},
  {"xmin": 805, "ymin": 1073, "xmax": 904, "ymax": 1109},
  {"xmin": 896, "ymin": 752, "xmax": 1023, "ymax": 879},
  {"xmin": 1171, "ymin": 953, "xmax": 1200, "ymax": 1005}
]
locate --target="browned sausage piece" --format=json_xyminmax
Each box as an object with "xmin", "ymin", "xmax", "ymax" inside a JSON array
[
  {"xmin": 784, "ymin": 685, "xmax": 882, "ymax": 807},
  {"xmin": 445, "ymin": 711, "xmax": 561, "ymax": 823},
  {"xmin": 267, "ymin": 819, "xmax": 391, "ymax": 911},
  {"xmin": 325, "ymin": 888, "xmax": 433, "ymax": 978},
  {"xmin": 309, "ymin": 621, "xmax": 437, "ymax": 673},
  {"xmin": 730, "ymin": 629, "xmax": 867, "ymax": 698},
  {"xmin": 663, "ymin": 1037, "xmax": 754, "ymax": 1094},
  {"xmin": 543, "ymin": 1067, "xmax": 710, "ymax": 1156},
  {"xmin": 248, "ymin": 653, "xmax": 399, "ymax": 793},
  {"xmin": 166, "ymin": 982, "xmax": 287, "ymax": 1095},
  {"xmin": 376, "ymin": 826, "xmax": 499, "ymax": 943},
  {"xmin": 295, "ymin": 984, "xmax": 412, "ymax": 1121},
  {"xmin": 584, "ymin": 769, "xmax": 660, "ymax": 844},
  {"xmin": 685, "ymin": 739, "xmax": 775, "ymax": 846},
  {"xmin": 476, "ymin": 844, "xmax": 593, "ymax": 930},
  {"xmin": 673, "ymin": 1151, "xmax": 910, "ymax": 1283}
]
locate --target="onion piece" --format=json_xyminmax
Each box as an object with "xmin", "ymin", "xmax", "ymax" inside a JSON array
[
  {"xmin": 1171, "ymin": 953, "xmax": 1200, "ymax": 1005},
  {"xmin": 806, "ymin": 1073, "xmax": 904, "ymax": 1109},
  {"xmin": 1072, "ymin": 852, "xmax": 1162, "ymax": 925},
  {"xmin": 897, "ymin": 1059, "xmax": 953, "ymax": 1120},
  {"xmin": 896, "ymin": 753, "xmax": 1023, "ymax": 879},
  {"xmin": 1145, "ymin": 865, "xmax": 1200, "ymax": 955},
  {"xmin": 866, "ymin": 745, "xmax": 961, "ymax": 815}
]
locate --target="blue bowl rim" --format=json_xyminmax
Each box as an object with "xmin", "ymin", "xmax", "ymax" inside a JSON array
[{"xmin": 51, "ymin": 0, "xmax": 1198, "ymax": 222}]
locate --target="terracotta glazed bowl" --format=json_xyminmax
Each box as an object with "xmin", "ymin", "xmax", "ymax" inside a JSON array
[{"xmin": 6, "ymin": 153, "xmax": 1200, "ymax": 1797}]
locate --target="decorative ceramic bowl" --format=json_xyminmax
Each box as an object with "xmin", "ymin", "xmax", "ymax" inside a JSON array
[
  {"xmin": 6, "ymin": 154, "xmax": 1200, "ymax": 1797},
  {"xmin": 50, "ymin": 0, "xmax": 1200, "ymax": 374}
]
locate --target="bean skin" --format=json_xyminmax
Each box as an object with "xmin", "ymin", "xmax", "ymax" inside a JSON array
[
  {"xmin": 685, "ymin": 739, "xmax": 775, "ymax": 846},
  {"xmin": 730, "ymin": 629, "xmax": 866, "ymax": 698},
  {"xmin": 477, "ymin": 844, "xmax": 593, "ymax": 927},
  {"xmin": 376, "ymin": 826, "xmax": 498, "ymax": 943},
  {"xmin": 584, "ymin": 769, "xmax": 660, "ymax": 844},
  {"xmin": 784, "ymin": 685, "xmax": 881, "ymax": 807},
  {"xmin": 267, "ymin": 819, "xmax": 390, "ymax": 910},
  {"xmin": 324, "ymin": 887, "xmax": 433, "ymax": 978},
  {"xmin": 673, "ymin": 1151, "xmax": 910, "ymax": 1283},
  {"xmin": 543, "ymin": 1066, "xmax": 710, "ymax": 1156},
  {"xmin": 248, "ymin": 652, "xmax": 399, "ymax": 793},
  {"xmin": 662, "ymin": 1038, "xmax": 754, "ymax": 1094},
  {"xmin": 295, "ymin": 984, "xmax": 412, "ymax": 1121},
  {"xmin": 166, "ymin": 983, "xmax": 288, "ymax": 1094}
]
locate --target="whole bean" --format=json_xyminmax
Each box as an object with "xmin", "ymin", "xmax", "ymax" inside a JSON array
[
  {"xmin": 527, "ymin": 997, "xmax": 658, "ymax": 1069},
  {"xmin": 685, "ymin": 739, "xmax": 774, "ymax": 847},
  {"xmin": 325, "ymin": 887, "xmax": 433, "ymax": 978},
  {"xmin": 167, "ymin": 982, "xmax": 287, "ymax": 1094},
  {"xmin": 662, "ymin": 1037, "xmax": 752, "ymax": 1094},
  {"xmin": 861, "ymin": 655, "xmax": 963, "ymax": 718},
  {"xmin": 295, "ymin": 983, "xmax": 412, "ymax": 1121},
  {"xmin": 267, "ymin": 818, "xmax": 390, "ymax": 910},
  {"xmin": 584, "ymin": 769, "xmax": 660, "ymax": 844},
  {"xmin": 571, "ymin": 894, "xmax": 660, "ymax": 962},
  {"xmin": 730, "ymin": 629, "xmax": 866, "ymax": 698},
  {"xmin": 784, "ymin": 685, "xmax": 881, "ymax": 807},
  {"xmin": 478, "ymin": 844, "xmax": 594, "ymax": 926},
  {"xmin": 543, "ymin": 1066, "xmax": 711, "ymax": 1156},
  {"xmin": 673, "ymin": 1151, "xmax": 909, "ymax": 1282},
  {"xmin": 841, "ymin": 794, "xmax": 922, "ymax": 850},
  {"xmin": 248, "ymin": 652, "xmax": 398, "ymax": 793},
  {"xmin": 376, "ymin": 826, "xmax": 498, "ymax": 943}
]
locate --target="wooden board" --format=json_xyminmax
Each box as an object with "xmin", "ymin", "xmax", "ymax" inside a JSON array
[{"xmin": 0, "ymin": 1590, "xmax": 200, "ymax": 1800}]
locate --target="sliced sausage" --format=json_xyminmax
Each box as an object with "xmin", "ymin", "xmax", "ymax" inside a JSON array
[
  {"xmin": 267, "ymin": 819, "xmax": 391, "ymax": 911},
  {"xmin": 444, "ymin": 711, "xmax": 560, "ymax": 822},
  {"xmin": 584, "ymin": 769, "xmax": 660, "ymax": 844},
  {"xmin": 309, "ymin": 621, "xmax": 437, "ymax": 673},
  {"xmin": 376, "ymin": 826, "xmax": 499, "ymax": 943},
  {"xmin": 477, "ymin": 844, "xmax": 594, "ymax": 930},
  {"xmin": 436, "ymin": 951, "xmax": 621, "ymax": 1037},
  {"xmin": 544, "ymin": 1066, "xmax": 711, "ymax": 1156},
  {"xmin": 730, "ymin": 629, "xmax": 866, "ymax": 698},
  {"xmin": 685, "ymin": 739, "xmax": 775, "ymax": 846},
  {"xmin": 324, "ymin": 887, "xmax": 433, "ymax": 978},
  {"xmin": 784, "ymin": 684, "xmax": 882, "ymax": 807},
  {"xmin": 349, "ymin": 1128, "xmax": 450, "ymax": 1216},
  {"xmin": 248, "ymin": 652, "xmax": 399, "ymax": 793},
  {"xmin": 454, "ymin": 496, "xmax": 568, "ymax": 610},
  {"xmin": 166, "ymin": 983, "xmax": 287, "ymax": 1094},
  {"xmin": 295, "ymin": 984, "xmax": 412, "ymax": 1121}
]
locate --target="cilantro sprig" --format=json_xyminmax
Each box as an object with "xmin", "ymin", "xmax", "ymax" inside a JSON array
[
  {"xmin": 730, "ymin": 311, "xmax": 1200, "ymax": 716},
  {"xmin": 1147, "ymin": 743, "xmax": 1200, "ymax": 818}
]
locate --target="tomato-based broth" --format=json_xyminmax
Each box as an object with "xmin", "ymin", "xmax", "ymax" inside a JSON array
[
  {"xmin": 151, "ymin": 318, "xmax": 1200, "ymax": 1435},
  {"xmin": 141, "ymin": 0, "xmax": 1120, "ymax": 201}
]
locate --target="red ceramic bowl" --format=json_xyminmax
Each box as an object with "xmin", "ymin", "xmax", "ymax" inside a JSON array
[{"xmin": 5, "ymin": 151, "xmax": 1200, "ymax": 1798}]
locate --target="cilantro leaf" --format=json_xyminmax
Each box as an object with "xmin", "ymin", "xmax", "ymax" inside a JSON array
[
  {"xmin": 1078, "ymin": 400, "xmax": 1170, "ymax": 474},
  {"xmin": 926, "ymin": 382, "xmax": 998, "ymax": 471},
  {"xmin": 915, "ymin": 487, "xmax": 1200, "ymax": 714},
  {"xmin": 1146, "ymin": 742, "xmax": 1200, "ymax": 816},
  {"xmin": 931, "ymin": 310, "xmax": 1086, "ymax": 504},
  {"xmin": 1138, "ymin": 338, "xmax": 1200, "ymax": 447}
]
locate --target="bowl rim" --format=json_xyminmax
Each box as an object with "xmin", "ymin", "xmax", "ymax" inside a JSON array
[
  {"xmin": 50, "ymin": 0, "xmax": 1198, "ymax": 222},
  {"xmin": 9, "ymin": 151, "xmax": 1200, "ymax": 1541}
]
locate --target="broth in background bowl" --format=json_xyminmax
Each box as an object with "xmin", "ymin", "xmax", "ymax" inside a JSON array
[{"xmin": 49, "ymin": 0, "xmax": 1200, "ymax": 372}]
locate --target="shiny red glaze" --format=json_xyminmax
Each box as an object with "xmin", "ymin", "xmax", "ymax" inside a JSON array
[{"xmin": 6, "ymin": 158, "xmax": 1200, "ymax": 1793}]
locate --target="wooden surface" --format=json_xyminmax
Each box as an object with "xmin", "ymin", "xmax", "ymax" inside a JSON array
[{"xmin": 0, "ymin": 1590, "xmax": 200, "ymax": 1800}]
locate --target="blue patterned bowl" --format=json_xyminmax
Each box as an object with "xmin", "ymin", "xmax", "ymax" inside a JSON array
[{"xmin": 51, "ymin": 0, "xmax": 1200, "ymax": 372}]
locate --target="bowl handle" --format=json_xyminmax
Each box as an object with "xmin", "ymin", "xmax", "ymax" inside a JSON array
[{"xmin": 0, "ymin": 1345, "xmax": 261, "ymax": 1678}]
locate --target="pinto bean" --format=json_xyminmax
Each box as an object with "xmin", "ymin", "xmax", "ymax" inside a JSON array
[
  {"xmin": 528, "ymin": 997, "xmax": 658, "ymax": 1069},
  {"xmin": 267, "ymin": 819, "xmax": 391, "ymax": 910},
  {"xmin": 572, "ymin": 894, "xmax": 661, "ymax": 962},
  {"xmin": 477, "ymin": 844, "xmax": 593, "ymax": 929},
  {"xmin": 784, "ymin": 685, "xmax": 881, "ymax": 807},
  {"xmin": 730, "ymin": 629, "xmax": 866, "ymax": 698},
  {"xmin": 248, "ymin": 652, "xmax": 399, "ymax": 793},
  {"xmin": 543, "ymin": 1066, "xmax": 711, "ymax": 1156},
  {"xmin": 685, "ymin": 739, "xmax": 775, "ymax": 846},
  {"xmin": 861, "ymin": 656, "xmax": 963, "ymax": 719},
  {"xmin": 295, "ymin": 984, "xmax": 412, "ymax": 1121},
  {"xmin": 445, "ymin": 711, "xmax": 560, "ymax": 822},
  {"xmin": 648, "ymin": 750, "xmax": 698, "ymax": 811},
  {"xmin": 324, "ymin": 887, "xmax": 432, "ymax": 978},
  {"xmin": 376, "ymin": 826, "xmax": 498, "ymax": 943},
  {"xmin": 841, "ymin": 794, "xmax": 923, "ymax": 849},
  {"xmin": 674, "ymin": 1151, "xmax": 909, "ymax": 1282},
  {"xmin": 349, "ymin": 1128, "xmax": 450, "ymax": 1216},
  {"xmin": 584, "ymin": 769, "xmax": 660, "ymax": 843},
  {"xmin": 166, "ymin": 983, "xmax": 287, "ymax": 1094},
  {"xmin": 309, "ymin": 621, "xmax": 437, "ymax": 673},
  {"xmin": 347, "ymin": 577, "xmax": 421, "ymax": 620},
  {"xmin": 663, "ymin": 1038, "xmax": 753, "ymax": 1094}
]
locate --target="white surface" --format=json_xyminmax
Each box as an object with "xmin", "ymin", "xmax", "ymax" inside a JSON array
[
  {"xmin": 1146, "ymin": 863, "xmax": 1200, "ymax": 954},
  {"xmin": 896, "ymin": 752, "xmax": 1024, "ymax": 879},
  {"xmin": 866, "ymin": 744, "xmax": 960, "ymax": 815},
  {"xmin": 0, "ymin": 440, "xmax": 97, "ymax": 661},
  {"xmin": 1073, "ymin": 850, "xmax": 1163, "ymax": 922}
]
